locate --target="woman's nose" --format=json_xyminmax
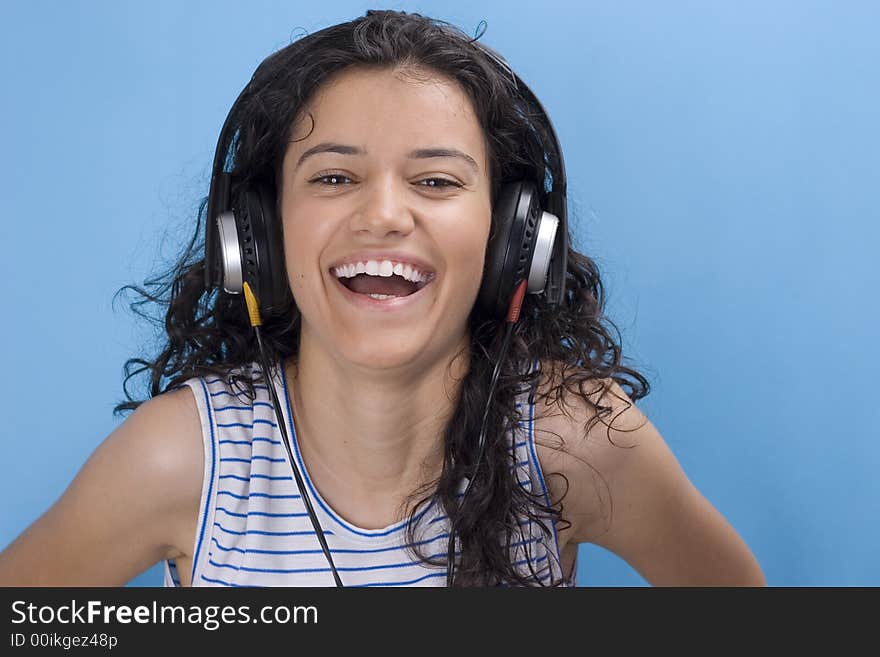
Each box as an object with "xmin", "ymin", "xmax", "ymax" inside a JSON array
[{"xmin": 348, "ymin": 175, "xmax": 415, "ymax": 237}]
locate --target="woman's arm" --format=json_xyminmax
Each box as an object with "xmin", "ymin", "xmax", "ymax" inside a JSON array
[
  {"xmin": 0, "ymin": 386, "xmax": 204, "ymax": 586},
  {"xmin": 536, "ymin": 373, "xmax": 766, "ymax": 586}
]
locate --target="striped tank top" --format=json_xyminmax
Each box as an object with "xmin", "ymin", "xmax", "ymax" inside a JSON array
[{"xmin": 163, "ymin": 360, "xmax": 575, "ymax": 587}]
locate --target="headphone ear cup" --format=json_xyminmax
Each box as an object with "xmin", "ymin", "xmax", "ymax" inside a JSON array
[
  {"xmin": 477, "ymin": 181, "xmax": 543, "ymax": 319},
  {"xmin": 242, "ymin": 183, "xmax": 292, "ymax": 315}
]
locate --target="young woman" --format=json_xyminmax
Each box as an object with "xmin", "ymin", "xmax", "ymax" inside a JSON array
[{"xmin": 0, "ymin": 10, "xmax": 765, "ymax": 587}]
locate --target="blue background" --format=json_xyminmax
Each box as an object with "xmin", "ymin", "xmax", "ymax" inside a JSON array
[{"xmin": 1, "ymin": 1, "xmax": 877, "ymax": 587}]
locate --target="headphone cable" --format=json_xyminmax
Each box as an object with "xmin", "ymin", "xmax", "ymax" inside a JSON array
[
  {"xmin": 243, "ymin": 283, "xmax": 344, "ymax": 587},
  {"xmin": 446, "ymin": 279, "xmax": 527, "ymax": 586}
]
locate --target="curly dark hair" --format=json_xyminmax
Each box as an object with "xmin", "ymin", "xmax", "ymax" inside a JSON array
[{"xmin": 114, "ymin": 9, "xmax": 650, "ymax": 586}]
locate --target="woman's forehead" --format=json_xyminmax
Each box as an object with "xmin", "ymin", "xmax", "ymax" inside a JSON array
[
  {"xmin": 306, "ymin": 64, "xmax": 473, "ymax": 115},
  {"xmin": 285, "ymin": 66, "xmax": 488, "ymax": 169}
]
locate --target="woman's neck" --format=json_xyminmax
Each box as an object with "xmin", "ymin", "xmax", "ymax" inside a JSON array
[{"xmin": 281, "ymin": 329, "xmax": 470, "ymax": 528}]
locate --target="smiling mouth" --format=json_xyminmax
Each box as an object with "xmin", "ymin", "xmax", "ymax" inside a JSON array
[
  {"xmin": 337, "ymin": 272, "xmax": 430, "ymax": 298},
  {"xmin": 330, "ymin": 261, "xmax": 436, "ymax": 300},
  {"xmin": 330, "ymin": 271, "xmax": 437, "ymax": 310}
]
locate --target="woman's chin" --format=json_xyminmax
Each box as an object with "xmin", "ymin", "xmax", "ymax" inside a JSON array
[
  {"xmin": 337, "ymin": 338, "xmax": 430, "ymax": 372},
  {"xmin": 298, "ymin": 314, "xmax": 470, "ymax": 374}
]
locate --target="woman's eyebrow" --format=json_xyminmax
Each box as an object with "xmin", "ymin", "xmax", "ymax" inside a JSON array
[
  {"xmin": 411, "ymin": 147, "xmax": 479, "ymax": 173},
  {"xmin": 295, "ymin": 142, "xmax": 479, "ymax": 172}
]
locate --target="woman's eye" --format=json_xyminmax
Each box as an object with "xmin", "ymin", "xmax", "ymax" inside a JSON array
[
  {"xmin": 311, "ymin": 174, "xmax": 353, "ymax": 186},
  {"xmin": 418, "ymin": 178, "xmax": 462, "ymax": 189},
  {"xmin": 309, "ymin": 174, "xmax": 462, "ymax": 189}
]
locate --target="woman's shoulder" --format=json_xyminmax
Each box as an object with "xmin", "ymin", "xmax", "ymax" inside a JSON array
[
  {"xmin": 133, "ymin": 384, "xmax": 204, "ymax": 467},
  {"xmin": 529, "ymin": 359, "xmax": 654, "ymax": 545},
  {"xmin": 115, "ymin": 385, "xmax": 206, "ymax": 558},
  {"xmin": 529, "ymin": 360, "xmax": 766, "ymax": 586}
]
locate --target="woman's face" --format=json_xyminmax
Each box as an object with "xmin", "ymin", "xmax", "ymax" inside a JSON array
[{"xmin": 279, "ymin": 66, "xmax": 492, "ymax": 372}]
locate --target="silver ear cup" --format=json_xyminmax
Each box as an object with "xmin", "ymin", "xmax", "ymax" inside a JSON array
[
  {"xmin": 527, "ymin": 211, "xmax": 559, "ymax": 294},
  {"xmin": 216, "ymin": 211, "xmax": 243, "ymax": 294}
]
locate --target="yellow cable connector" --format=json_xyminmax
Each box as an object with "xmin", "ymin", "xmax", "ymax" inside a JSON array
[{"xmin": 243, "ymin": 281, "xmax": 263, "ymax": 327}]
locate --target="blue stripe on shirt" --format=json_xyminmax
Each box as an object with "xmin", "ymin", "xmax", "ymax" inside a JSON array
[
  {"xmin": 219, "ymin": 456, "xmax": 286, "ymax": 463},
  {"xmin": 215, "ymin": 507, "xmax": 310, "ymax": 519},
  {"xmin": 354, "ymin": 571, "xmax": 448, "ymax": 587},
  {"xmin": 217, "ymin": 473, "xmax": 293, "ymax": 482},
  {"xmin": 217, "ymin": 491, "xmax": 301, "ymax": 500},
  {"xmin": 213, "ymin": 522, "xmax": 333, "ymax": 537},
  {"xmin": 207, "ymin": 549, "xmax": 458, "ymax": 575},
  {"xmin": 209, "ymin": 532, "xmax": 452, "ymax": 556},
  {"xmin": 214, "ymin": 402, "xmax": 273, "ymax": 412},
  {"xmin": 191, "ymin": 378, "xmax": 217, "ymax": 586},
  {"xmin": 218, "ymin": 437, "xmax": 283, "ymax": 446},
  {"xmin": 216, "ymin": 420, "xmax": 277, "ymax": 428}
]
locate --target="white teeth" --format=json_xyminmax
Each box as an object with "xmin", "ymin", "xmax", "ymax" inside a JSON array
[
  {"xmin": 332, "ymin": 259, "xmax": 432, "ymax": 285},
  {"xmin": 367, "ymin": 293, "xmax": 398, "ymax": 300}
]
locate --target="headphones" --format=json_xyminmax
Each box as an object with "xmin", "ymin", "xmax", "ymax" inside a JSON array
[
  {"xmin": 203, "ymin": 43, "xmax": 568, "ymax": 322},
  {"xmin": 201, "ymin": 34, "xmax": 570, "ymax": 587}
]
